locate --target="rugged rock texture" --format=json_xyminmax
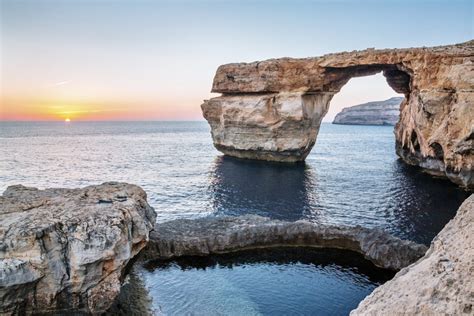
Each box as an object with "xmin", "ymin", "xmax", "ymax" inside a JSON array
[
  {"xmin": 201, "ymin": 41, "xmax": 474, "ymax": 189},
  {"xmin": 0, "ymin": 182, "xmax": 156, "ymax": 315},
  {"xmin": 352, "ymin": 194, "xmax": 474, "ymax": 315},
  {"xmin": 333, "ymin": 97, "xmax": 402, "ymax": 125},
  {"xmin": 143, "ymin": 215, "xmax": 427, "ymax": 271}
]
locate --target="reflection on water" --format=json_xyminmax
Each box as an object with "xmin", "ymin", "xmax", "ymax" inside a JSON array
[
  {"xmin": 1, "ymin": 121, "xmax": 470, "ymax": 314},
  {"xmin": 209, "ymin": 156, "xmax": 318, "ymax": 221},
  {"xmin": 0, "ymin": 122, "xmax": 469, "ymax": 245},
  {"xmin": 383, "ymin": 160, "xmax": 469, "ymax": 244},
  {"xmin": 137, "ymin": 248, "xmax": 395, "ymax": 316},
  {"xmin": 207, "ymin": 153, "xmax": 468, "ymax": 245}
]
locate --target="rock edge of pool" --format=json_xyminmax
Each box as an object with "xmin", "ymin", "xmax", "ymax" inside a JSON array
[{"xmin": 1, "ymin": 182, "xmax": 473, "ymax": 315}]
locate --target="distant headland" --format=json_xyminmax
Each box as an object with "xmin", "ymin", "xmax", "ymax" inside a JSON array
[{"xmin": 332, "ymin": 97, "xmax": 403, "ymax": 126}]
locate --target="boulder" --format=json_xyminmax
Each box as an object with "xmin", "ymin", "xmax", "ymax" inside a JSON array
[{"xmin": 0, "ymin": 182, "xmax": 156, "ymax": 314}]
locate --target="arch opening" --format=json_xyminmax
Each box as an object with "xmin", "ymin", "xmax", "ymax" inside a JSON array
[{"xmin": 324, "ymin": 72, "xmax": 405, "ymax": 125}]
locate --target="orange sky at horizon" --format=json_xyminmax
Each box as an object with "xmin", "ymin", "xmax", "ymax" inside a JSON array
[
  {"xmin": 0, "ymin": 96, "xmax": 211, "ymax": 121},
  {"xmin": 2, "ymin": 0, "xmax": 470, "ymax": 122}
]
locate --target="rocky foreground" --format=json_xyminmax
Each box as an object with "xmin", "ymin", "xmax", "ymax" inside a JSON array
[
  {"xmin": 0, "ymin": 183, "xmax": 156, "ymax": 314},
  {"xmin": 144, "ymin": 215, "xmax": 427, "ymax": 271},
  {"xmin": 352, "ymin": 194, "xmax": 474, "ymax": 315},
  {"xmin": 202, "ymin": 41, "xmax": 474, "ymax": 189},
  {"xmin": 333, "ymin": 97, "xmax": 402, "ymax": 125},
  {"xmin": 1, "ymin": 182, "xmax": 471, "ymax": 315}
]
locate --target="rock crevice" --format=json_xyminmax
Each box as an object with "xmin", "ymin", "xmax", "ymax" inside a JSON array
[{"xmin": 201, "ymin": 41, "xmax": 474, "ymax": 189}]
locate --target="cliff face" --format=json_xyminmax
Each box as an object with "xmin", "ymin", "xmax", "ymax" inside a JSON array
[
  {"xmin": 201, "ymin": 41, "xmax": 474, "ymax": 189},
  {"xmin": 333, "ymin": 97, "xmax": 402, "ymax": 125},
  {"xmin": 351, "ymin": 194, "xmax": 474, "ymax": 315}
]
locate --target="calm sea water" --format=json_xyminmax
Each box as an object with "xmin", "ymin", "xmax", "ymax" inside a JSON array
[
  {"xmin": 0, "ymin": 121, "xmax": 467, "ymax": 244},
  {"xmin": 1, "ymin": 121, "xmax": 469, "ymax": 315}
]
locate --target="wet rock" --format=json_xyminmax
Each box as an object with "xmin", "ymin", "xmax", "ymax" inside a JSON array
[
  {"xmin": 333, "ymin": 97, "xmax": 402, "ymax": 125},
  {"xmin": 0, "ymin": 182, "xmax": 156, "ymax": 314},
  {"xmin": 143, "ymin": 215, "xmax": 427, "ymax": 271},
  {"xmin": 201, "ymin": 41, "xmax": 474, "ymax": 189},
  {"xmin": 351, "ymin": 194, "xmax": 474, "ymax": 315}
]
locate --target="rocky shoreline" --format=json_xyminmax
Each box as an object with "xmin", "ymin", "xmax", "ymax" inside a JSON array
[
  {"xmin": 1, "ymin": 183, "xmax": 472, "ymax": 314},
  {"xmin": 352, "ymin": 194, "xmax": 474, "ymax": 315}
]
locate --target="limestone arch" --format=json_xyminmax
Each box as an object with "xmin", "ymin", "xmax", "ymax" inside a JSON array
[{"xmin": 201, "ymin": 42, "xmax": 474, "ymax": 189}]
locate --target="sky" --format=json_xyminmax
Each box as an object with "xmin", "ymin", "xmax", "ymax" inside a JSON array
[{"xmin": 1, "ymin": 0, "xmax": 472, "ymax": 121}]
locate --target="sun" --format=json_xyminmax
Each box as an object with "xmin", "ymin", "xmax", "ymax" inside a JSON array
[{"xmin": 65, "ymin": 118, "xmax": 71, "ymax": 122}]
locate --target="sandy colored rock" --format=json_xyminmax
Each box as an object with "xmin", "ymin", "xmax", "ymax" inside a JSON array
[
  {"xmin": 201, "ymin": 41, "xmax": 474, "ymax": 189},
  {"xmin": 333, "ymin": 97, "xmax": 402, "ymax": 125},
  {"xmin": 351, "ymin": 194, "xmax": 474, "ymax": 315},
  {"xmin": 143, "ymin": 215, "xmax": 427, "ymax": 271},
  {"xmin": 0, "ymin": 182, "xmax": 156, "ymax": 314}
]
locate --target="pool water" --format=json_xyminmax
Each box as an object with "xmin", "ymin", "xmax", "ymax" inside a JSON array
[{"xmin": 112, "ymin": 248, "xmax": 396, "ymax": 316}]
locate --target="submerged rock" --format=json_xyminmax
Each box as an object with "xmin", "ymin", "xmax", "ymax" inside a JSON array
[
  {"xmin": 333, "ymin": 97, "xmax": 402, "ymax": 126},
  {"xmin": 0, "ymin": 182, "xmax": 156, "ymax": 314},
  {"xmin": 351, "ymin": 194, "xmax": 474, "ymax": 315},
  {"xmin": 201, "ymin": 41, "xmax": 474, "ymax": 189},
  {"xmin": 144, "ymin": 215, "xmax": 427, "ymax": 271}
]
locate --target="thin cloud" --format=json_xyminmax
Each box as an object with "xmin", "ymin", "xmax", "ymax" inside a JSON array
[{"xmin": 50, "ymin": 81, "xmax": 71, "ymax": 87}]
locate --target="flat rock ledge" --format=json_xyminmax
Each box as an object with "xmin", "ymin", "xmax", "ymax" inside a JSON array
[
  {"xmin": 143, "ymin": 215, "xmax": 427, "ymax": 271},
  {"xmin": 352, "ymin": 194, "xmax": 474, "ymax": 315},
  {"xmin": 0, "ymin": 182, "xmax": 156, "ymax": 315}
]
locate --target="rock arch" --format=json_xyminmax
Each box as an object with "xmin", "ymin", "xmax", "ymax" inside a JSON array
[{"xmin": 201, "ymin": 41, "xmax": 474, "ymax": 189}]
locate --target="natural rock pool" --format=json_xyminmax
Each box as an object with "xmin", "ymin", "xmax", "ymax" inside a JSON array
[
  {"xmin": 2, "ymin": 122, "xmax": 469, "ymax": 314},
  {"xmin": 113, "ymin": 248, "xmax": 396, "ymax": 315}
]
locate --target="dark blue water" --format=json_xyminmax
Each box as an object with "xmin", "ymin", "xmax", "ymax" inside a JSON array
[
  {"xmin": 1, "ymin": 121, "xmax": 467, "ymax": 245},
  {"xmin": 138, "ymin": 248, "xmax": 395, "ymax": 316},
  {"xmin": 1, "ymin": 121, "xmax": 469, "ymax": 315}
]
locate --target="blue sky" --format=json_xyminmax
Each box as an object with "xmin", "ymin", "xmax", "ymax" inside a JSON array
[{"xmin": 1, "ymin": 0, "xmax": 472, "ymax": 120}]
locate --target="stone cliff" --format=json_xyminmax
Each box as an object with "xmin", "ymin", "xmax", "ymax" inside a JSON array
[
  {"xmin": 201, "ymin": 41, "xmax": 474, "ymax": 189},
  {"xmin": 351, "ymin": 194, "xmax": 474, "ymax": 315},
  {"xmin": 0, "ymin": 182, "xmax": 156, "ymax": 314},
  {"xmin": 333, "ymin": 97, "xmax": 402, "ymax": 125}
]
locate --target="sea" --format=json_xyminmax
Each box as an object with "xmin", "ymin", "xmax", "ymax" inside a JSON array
[{"xmin": 1, "ymin": 121, "xmax": 469, "ymax": 315}]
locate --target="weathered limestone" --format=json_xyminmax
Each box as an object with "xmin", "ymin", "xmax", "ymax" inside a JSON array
[
  {"xmin": 0, "ymin": 182, "xmax": 156, "ymax": 314},
  {"xmin": 143, "ymin": 215, "xmax": 427, "ymax": 271},
  {"xmin": 333, "ymin": 97, "xmax": 402, "ymax": 125},
  {"xmin": 351, "ymin": 194, "xmax": 474, "ymax": 315},
  {"xmin": 201, "ymin": 41, "xmax": 474, "ymax": 189}
]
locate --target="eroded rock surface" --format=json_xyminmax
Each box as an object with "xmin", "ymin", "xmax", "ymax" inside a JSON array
[
  {"xmin": 144, "ymin": 215, "xmax": 427, "ymax": 271},
  {"xmin": 0, "ymin": 182, "xmax": 156, "ymax": 314},
  {"xmin": 351, "ymin": 194, "xmax": 474, "ymax": 315},
  {"xmin": 201, "ymin": 41, "xmax": 474, "ymax": 189},
  {"xmin": 333, "ymin": 97, "xmax": 402, "ymax": 125}
]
